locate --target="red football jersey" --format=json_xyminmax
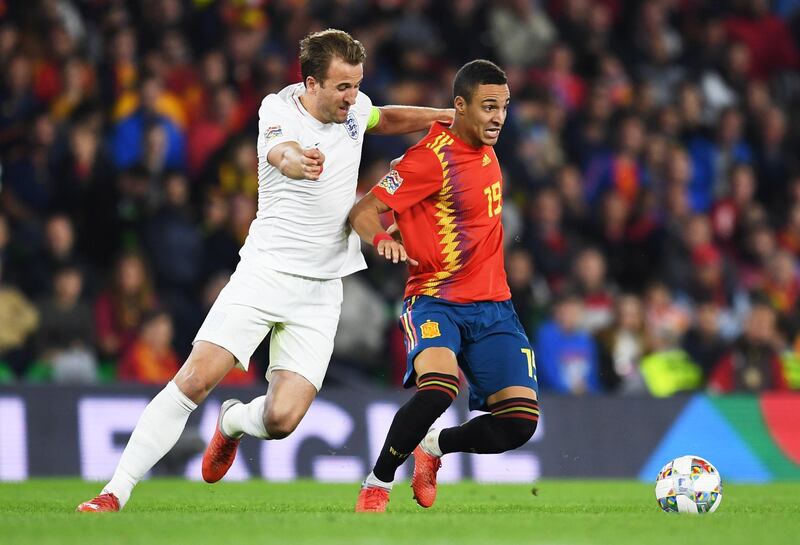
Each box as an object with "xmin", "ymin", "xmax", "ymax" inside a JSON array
[{"xmin": 372, "ymin": 122, "xmax": 510, "ymax": 303}]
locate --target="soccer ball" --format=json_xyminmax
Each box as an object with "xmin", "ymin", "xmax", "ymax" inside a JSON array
[{"xmin": 654, "ymin": 455, "xmax": 723, "ymax": 514}]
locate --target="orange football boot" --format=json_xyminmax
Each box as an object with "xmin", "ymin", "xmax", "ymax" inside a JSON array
[
  {"xmin": 201, "ymin": 399, "xmax": 242, "ymax": 483},
  {"xmin": 411, "ymin": 445, "xmax": 442, "ymax": 508},
  {"xmin": 76, "ymin": 492, "xmax": 120, "ymax": 513},
  {"xmin": 355, "ymin": 486, "xmax": 390, "ymax": 513}
]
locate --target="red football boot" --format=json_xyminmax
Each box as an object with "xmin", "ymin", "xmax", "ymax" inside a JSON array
[
  {"xmin": 355, "ymin": 486, "xmax": 390, "ymax": 513},
  {"xmin": 76, "ymin": 493, "xmax": 120, "ymax": 513},
  {"xmin": 411, "ymin": 445, "xmax": 442, "ymax": 508},
  {"xmin": 201, "ymin": 399, "xmax": 242, "ymax": 483}
]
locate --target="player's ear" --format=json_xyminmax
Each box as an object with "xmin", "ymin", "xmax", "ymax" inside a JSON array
[
  {"xmin": 305, "ymin": 75, "xmax": 318, "ymax": 93},
  {"xmin": 454, "ymin": 96, "xmax": 466, "ymax": 116}
]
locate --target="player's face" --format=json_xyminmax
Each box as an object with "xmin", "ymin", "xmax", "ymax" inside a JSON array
[
  {"xmin": 312, "ymin": 57, "xmax": 363, "ymax": 124},
  {"xmin": 462, "ymin": 83, "xmax": 510, "ymax": 147}
]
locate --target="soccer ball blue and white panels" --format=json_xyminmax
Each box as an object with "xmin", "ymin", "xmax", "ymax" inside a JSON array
[{"xmin": 654, "ymin": 455, "xmax": 723, "ymax": 514}]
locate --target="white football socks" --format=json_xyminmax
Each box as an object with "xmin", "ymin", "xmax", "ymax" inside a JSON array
[
  {"xmin": 420, "ymin": 428, "xmax": 443, "ymax": 457},
  {"xmin": 221, "ymin": 396, "xmax": 270, "ymax": 439},
  {"xmin": 363, "ymin": 471, "xmax": 393, "ymax": 491},
  {"xmin": 103, "ymin": 381, "xmax": 197, "ymax": 508}
]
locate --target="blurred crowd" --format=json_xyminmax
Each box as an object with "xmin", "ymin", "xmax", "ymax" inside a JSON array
[{"xmin": 1, "ymin": 0, "xmax": 800, "ymax": 396}]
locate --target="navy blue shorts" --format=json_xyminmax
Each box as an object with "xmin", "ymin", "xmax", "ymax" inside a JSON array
[{"xmin": 399, "ymin": 296, "xmax": 539, "ymax": 411}]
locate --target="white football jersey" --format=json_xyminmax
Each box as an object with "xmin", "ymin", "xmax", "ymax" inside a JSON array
[{"xmin": 239, "ymin": 82, "xmax": 372, "ymax": 279}]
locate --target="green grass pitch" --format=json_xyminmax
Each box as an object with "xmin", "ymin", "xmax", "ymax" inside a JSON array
[{"xmin": 1, "ymin": 479, "xmax": 798, "ymax": 545}]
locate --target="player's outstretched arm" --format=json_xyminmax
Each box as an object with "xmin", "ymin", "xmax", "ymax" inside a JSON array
[
  {"xmin": 367, "ymin": 106, "xmax": 454, "ymax": 135},
  {"xmin": 349, "ymin": 192, "xmax": 418, "ymax": 266},
  {"xmin": 267, "ymin": 141, "xmax": 325, "ymax": 180}
]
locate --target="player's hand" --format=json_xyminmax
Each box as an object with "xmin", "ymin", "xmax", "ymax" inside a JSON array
[
  {"xmin": 301, "ymin": 147, "xmax": 325, "ymax": 180},
  {"xmin": 376, "ymin": 239, "xmax": 418, "ymax": 266},
  {"xmin": 387, "ymin": 222, "xmax": 403, "ymax": 243}
]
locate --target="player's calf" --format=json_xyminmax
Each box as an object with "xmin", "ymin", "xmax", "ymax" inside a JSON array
[
  {"xmin": 481, "ymin": 412, "xmax": 538, "ymax": 452},
  {"xmin": 371, "ymin": 372, "xmax": 459, "ymax": 483},
  {"xmin": 438, "ymin": 397, "xmax": 539, "ymax": 455},
  {"xmin": 261, "ymin": 369, "xmax": 318, "ymax": 439}
]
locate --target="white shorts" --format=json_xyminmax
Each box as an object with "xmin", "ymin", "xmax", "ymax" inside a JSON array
[{"xmin": 193, "ymin": 261, "xmax": 343, "ymax": 391}]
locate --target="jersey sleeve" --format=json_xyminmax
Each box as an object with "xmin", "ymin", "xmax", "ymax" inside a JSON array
[
  {"xmin": 371, "ymin": 147, "xmax": 442, "ymax": 214},
  {"xmin": 256, "ymin": 95, "xmax": 302, "ymax": 158},
  {"xmin": 355, "ymin": 91, "xmax": 373, "ymax": 137}
]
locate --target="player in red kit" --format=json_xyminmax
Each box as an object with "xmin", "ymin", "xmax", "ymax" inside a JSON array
[{"xmin": 350, "ymin": 60, "xmax": 539, "ymax": 512}]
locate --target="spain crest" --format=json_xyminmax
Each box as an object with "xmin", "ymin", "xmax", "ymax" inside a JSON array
[{"xmin": 420, "ymin": 320, "xmax": 441, "ymax": 339}]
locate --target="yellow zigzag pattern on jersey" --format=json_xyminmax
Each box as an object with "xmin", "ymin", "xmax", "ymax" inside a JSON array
[{"xmin": 421, "ymin": 132, "xmax": 461, "ymax": 297}]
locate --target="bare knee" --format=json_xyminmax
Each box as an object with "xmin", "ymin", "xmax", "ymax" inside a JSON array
[
  {"xmin": 173, "ymin": 344, "xmax": 235, "ymax": 404},
  {"xmin": 263, "ymin": 406, "xmax": 301, "ymax": 439},
  {"xmin": 174, "ymin": 372, "xmax": 213, "ymax": 405}
]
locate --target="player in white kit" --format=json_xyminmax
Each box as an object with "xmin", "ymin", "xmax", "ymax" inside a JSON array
[{"xmin": 77, "ymin": 29, "xmax": 453, "ymax": 512}]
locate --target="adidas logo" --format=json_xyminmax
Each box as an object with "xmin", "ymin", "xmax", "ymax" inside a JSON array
[{"xmin": 482, "ymin": 154, "xmax": 491, "ymax": 167}]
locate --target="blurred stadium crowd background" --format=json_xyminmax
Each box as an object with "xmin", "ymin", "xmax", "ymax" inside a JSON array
[{"xmin": 1, "ymin": 0, "xmax": 799, "ymax": 397}]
